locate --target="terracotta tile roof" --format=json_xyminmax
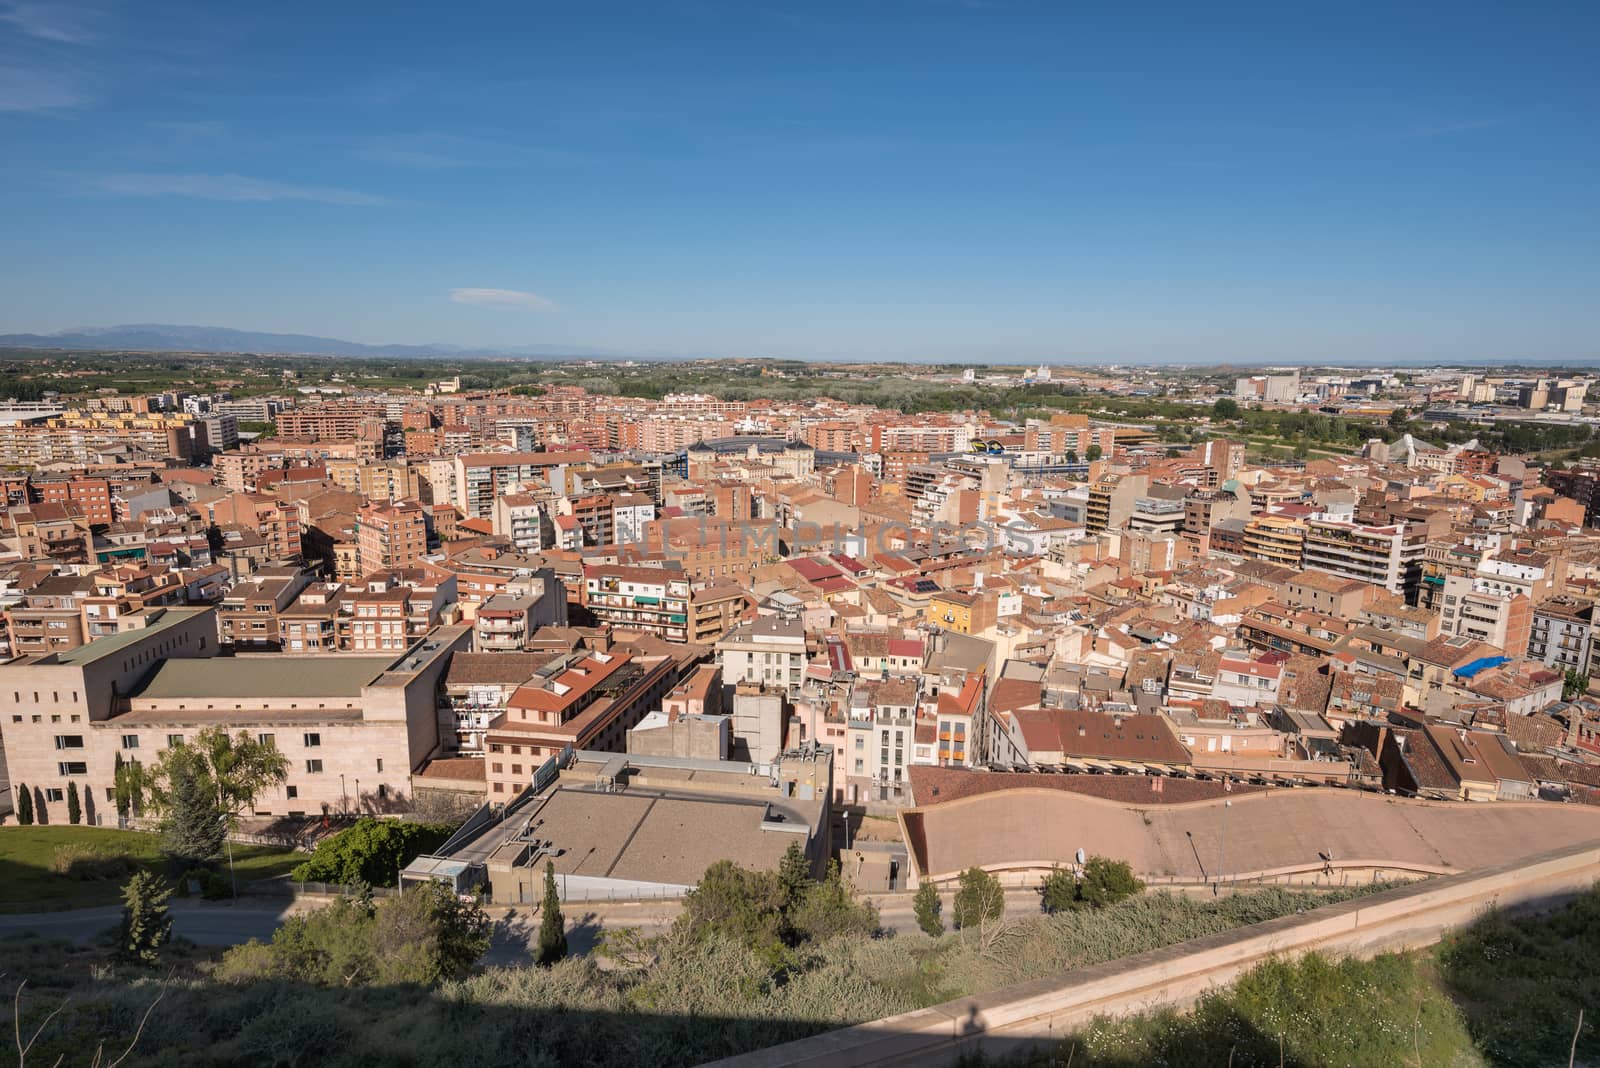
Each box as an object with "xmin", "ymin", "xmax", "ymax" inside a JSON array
[{"xmin": 907, "ymin": 764, "xmax": 1259, "ymax": 807}]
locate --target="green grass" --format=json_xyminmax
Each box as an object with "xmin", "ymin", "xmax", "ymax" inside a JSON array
[
  {"xmin": 985, "ymin": 952, "xmax": 1486, "ymax": 1068},
  {"xmin": 975, "ymin": 885, "xmax": 1600, "ymax": 1068},
  {"xmin": 0, "ymin": 826, "xmax": 303, "ymax": 913}
]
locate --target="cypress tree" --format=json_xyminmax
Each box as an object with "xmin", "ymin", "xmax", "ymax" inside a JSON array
[
  {"xmin": 67, "ymin": 781, "xmax": 82, "ymax": 825},
  {"xmin": 913, "ymin": 879, "xmax": 944, "ymax": 936},
  {"xmin": 14, "ymin": 783, "xmax": 31, "ymax": 826},
  {"xmin": 536, "ymin": 861, "xmax": 567, "ymax": 966}
]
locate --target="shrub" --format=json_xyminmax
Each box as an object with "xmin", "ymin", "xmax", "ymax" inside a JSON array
[
  {"xmin": 217, "ymin": 881, "xmax": 489, "ymax": 988},
  {"xmin": 1038, "ymin": 867, "xmax": 1077, "ymax": 914},
  {"xmin": 951, "ymin": 867, "xmax": 1003, "ymax": 930},
  {"xmin": 291, "ymin": 818, "xmax": 454, "ymax": 887},
  {"xmin": 1060, "ymin": 952, "xmax": 1477, "ymax": 1067},
  {"xmin": 1078, "ymin": 856, "xmax": 1143, "ymax": 909},
  {"xmin": 913, "ymin": 880, "xmax": 944, "ymax": 936},
  {"xmin": 677, "ymin": 859, "xmax": 788, "ymax": 957},
  {"xmin": 118, "ymin": 870, "xmax": 173, "ymax": 965},
  {"xmin": 787, "ymin": 861, "xmax": 878, "ymax": 944}
]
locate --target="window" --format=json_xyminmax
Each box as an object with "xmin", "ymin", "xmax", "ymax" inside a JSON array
[
  {"xmin": 304, "ymin": 733, "xmax": 321, "ymax": 747},
  {"xmin": 54, "ymin": 735, "xmax": 84, "ymax": 750},
  {"xmin": 305, "ymin": 759, "xmax": 323, "ymax": 774},
  {"xmin": 45, "ymin": 788, "xmax": 64, "ymax": 803},
  {"xmin": 286, "ymin": 785, "xmax": 298, "ymax": 799},
  {"xmin": 375, "ymin": 758, "xmax": 383, "ymax": 773},
  {"xmin": 258, "ymin": 733, "xmax": 275, "ymax": 747},
  {"xmin": 166, "ymin": 734, "xmax": 184, "ymax": 747},
  {"xmin": 58, "ymin": 762, "xmax": 87, "ymax": 776}
]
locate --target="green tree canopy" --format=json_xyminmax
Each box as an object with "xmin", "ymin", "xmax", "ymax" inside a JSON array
[{"xmin": 291, "ymin": 819, "xmax": 455, "ymax": 887}]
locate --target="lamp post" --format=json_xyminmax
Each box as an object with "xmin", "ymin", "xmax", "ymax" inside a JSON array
[
  {"xmin": 1216, "ymin": 797, "xmax": 1232, "ymax": 895},
  {"xmin": 218, "ymin": 815, "xmax": 236, "ymax": 901},
  {"xmin": 340, "ymin": 773, "xmax": 347, "ymax": 817},
  {"xmin": 354, "ymin": 778, "xmax": 360, "ymax": 816}
]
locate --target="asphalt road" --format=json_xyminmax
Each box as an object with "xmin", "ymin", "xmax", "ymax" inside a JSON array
[{"xmin": 0, "ymin": 889, "xmax": 1069, "ymax": 965}]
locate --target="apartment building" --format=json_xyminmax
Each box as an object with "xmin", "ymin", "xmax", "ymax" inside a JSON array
[
  {"xmin": 1440, "ymin": 575, "xmax": 1532, "ymax": 656},
  {"xmin": 1300, "ymin": 518, "xmax": 1424, "ymax": 597},
  {"xmin": 583, "ymin": 564, "xmax": 692, "ymax": 641},
  {"xmin": 482, "ymin": 649, "xmax": 678, "ymax": 796},
  {"xmin": 1085, "ymin": 473, "xmax": 1149, "ymax": 534},
  {"xmin": 356, "ymin": 501, "xmax": 427, "ymax": 575},
  {"xmin": 716, "ymin": 616, "xmax": 807, "ymax": 691},
  {"xmin": 1241, "ymin": 513, "xmax": 1307, "ymax": 567},
  {"xmin": 1528, "ymin": 596, "xmax": 1595, "ymax": 675},
  {"xmin": 452, "ymin": 451, "xmax": 589, "ymax": 519}
]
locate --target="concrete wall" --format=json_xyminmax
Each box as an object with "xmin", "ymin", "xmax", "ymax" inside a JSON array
[{"xmin": 706, "ymin": 839, "xmax": 1600, "ymax": 1068}]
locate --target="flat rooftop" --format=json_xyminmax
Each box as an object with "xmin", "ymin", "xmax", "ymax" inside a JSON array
[
  {"xmin": 131, "ymin": 655, "xmax": 394, "ymax": 700},
  {"xmin": 49, "ymin": 607, "xmax": 213, "ymax": 666},
  {"xmin": 501, "ymin": 786, "xmax": 798, "ymax": 885}
]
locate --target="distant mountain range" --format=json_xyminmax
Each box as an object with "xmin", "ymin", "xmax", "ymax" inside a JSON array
[{"xmin": 0, "ymin": 323, "xmax": 616, "ymax": 359}]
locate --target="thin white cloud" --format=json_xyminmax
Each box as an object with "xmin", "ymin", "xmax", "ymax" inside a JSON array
[
  {"xmin": 89, "ymin": 172, "xmax": 401, "ymax": 206},
  {"xmin": 0, "ymin": 67, "xmax": 88, "ymax": 111},
  {"xmin": 450, "ymin": 288, "xmax": 558, "ymax": 312},
  {"xmin": 0, "ymin": 1, "xmax": 103, "ymax": 44}
]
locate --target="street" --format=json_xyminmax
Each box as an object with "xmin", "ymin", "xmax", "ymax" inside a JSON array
[{"xmin": 0, "ymin": 887, "xmax": 1070, "ymax": 966}]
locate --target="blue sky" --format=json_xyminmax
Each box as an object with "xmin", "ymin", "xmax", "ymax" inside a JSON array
[{"xmin": 1, "ymin": 1, "xmax": 1597, "ymax": 362}]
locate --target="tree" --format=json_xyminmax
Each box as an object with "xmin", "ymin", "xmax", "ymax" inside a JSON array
[
  {"xmin": 913, "ymin": 879, "xmax": 944, "ymax": 936},
  {"xmin": 777, "ymin": 841, "xmax": 812, "ymax": 919},
  {"xmin": 119, "ymin": 870, "xmax": 173, "ymax": 964},
  {"xmin": 1077, "ymin": 856, "xmax": 1144, "ymax": 909},
  {"xmin": 788, "ymin": 860, "xmax": 878, "ymax": 944},
  {"xmin": 1085, "ymin": 444, "xmax": 1104, "ymax": 462},
  {"xmin": 114, "ymin": 753, "xmax": 134, "ymax": 821},
  {"xmin": 676, "ymin": 859, "xmax": 787, "ymax": 955},
  {"xmin": 1039, "ymin": 867, "xmax": 1077, "ymax": 914},
  {"xmin": 291, "ymin": 819, "xmax": 454, "ymax": 887},
  {"xmin": 160, "ymin": 760, "xmax": 225, "ymax": 866},
  {"xmin": 130, "ymin": 726, "xmax": 289, "ymax": 830},
  {"xmin": 536, "ymin": 861, "xmax": 567, "ymax": 967},
  {"xmin": 1389, "ymin": 407, "xmax": 1410, "ymax": 429},
  {"xmin": 1064, "ymin": 449, "xmax": 1079, "ymax": 464},
  {"xmin": 951, "ymin": 866, "xmax": 1004, "ymax": 930},
  {"xmin": 1565, "ymin": 669, "xmax": 1591, "ymax": 701},
  {"xmin": 1212, "ymin": 398, "xmax": 1240, "ymax": 420},
  {"xmin": 14, "ymin": 783, "xmax": 31, "ymax": 825},
  {"xmin": 67, "ymin": 781, "xmax": 82, "ymax": 825}
]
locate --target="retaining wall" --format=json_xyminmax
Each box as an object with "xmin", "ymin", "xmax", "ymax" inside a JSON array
[{"xmin": 706, "ymin": 839, "xmax": 1600, "ymax": 1068}]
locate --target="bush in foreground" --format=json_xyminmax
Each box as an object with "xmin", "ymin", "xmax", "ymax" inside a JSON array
[{"xmin": 216, "ymin": 880, "xmax": 489, "ymax": 987}]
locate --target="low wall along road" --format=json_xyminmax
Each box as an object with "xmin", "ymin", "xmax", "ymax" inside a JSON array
[{"xmin": 707, "ymin": 840, "xmax": 1600, "ymax": 1068}]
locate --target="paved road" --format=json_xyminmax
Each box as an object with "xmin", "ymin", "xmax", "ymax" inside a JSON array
[{"xmin": 0, "ymin": 889, "xmax": 1070, "ymax": 965}]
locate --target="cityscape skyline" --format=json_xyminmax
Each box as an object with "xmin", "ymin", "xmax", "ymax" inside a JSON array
[{"xmin": 3, "ymin": 2, "xmax": 1597, "ymax": 362}]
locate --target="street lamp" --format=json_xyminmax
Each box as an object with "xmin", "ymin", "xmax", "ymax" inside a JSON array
[
  {"xmin": 1215, "ymin": 797, "xmax": 1233, "ymax": 896},
  {"xmin": 340, "ymin": 773, "xmax": 347, "ymax": 817},
  {"xmin": 218, "ymin": 815, "xmax": 236, "ymax": 901},
  {"xmin": 354, "ymin": 778, "xmax": 360, "ymax": 816}
]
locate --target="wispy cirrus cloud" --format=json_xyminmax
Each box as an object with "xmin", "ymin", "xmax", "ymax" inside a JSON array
[
  {"xmin": 450, "ymin": 288, "xmax": 558, "ymax": 312},
  {"xmin": 0, "ymin": 66, "xmax": 88, "ymax": 111},
  {"xmin": 354, "ymin": 130, "xmax": 586, "ymax": 170},
  {"xmin": 88, "ymin": 172, "xmax": 402, "ymax": 206},
  {"xmin": 0, "ymin": 1, "xmax": 104, "ymax": 44}
]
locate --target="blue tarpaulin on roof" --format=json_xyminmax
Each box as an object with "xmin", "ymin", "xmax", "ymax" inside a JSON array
[{"xmin": 1453, "ymin": 655, "xmax": 1510, "ymax": 679}]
